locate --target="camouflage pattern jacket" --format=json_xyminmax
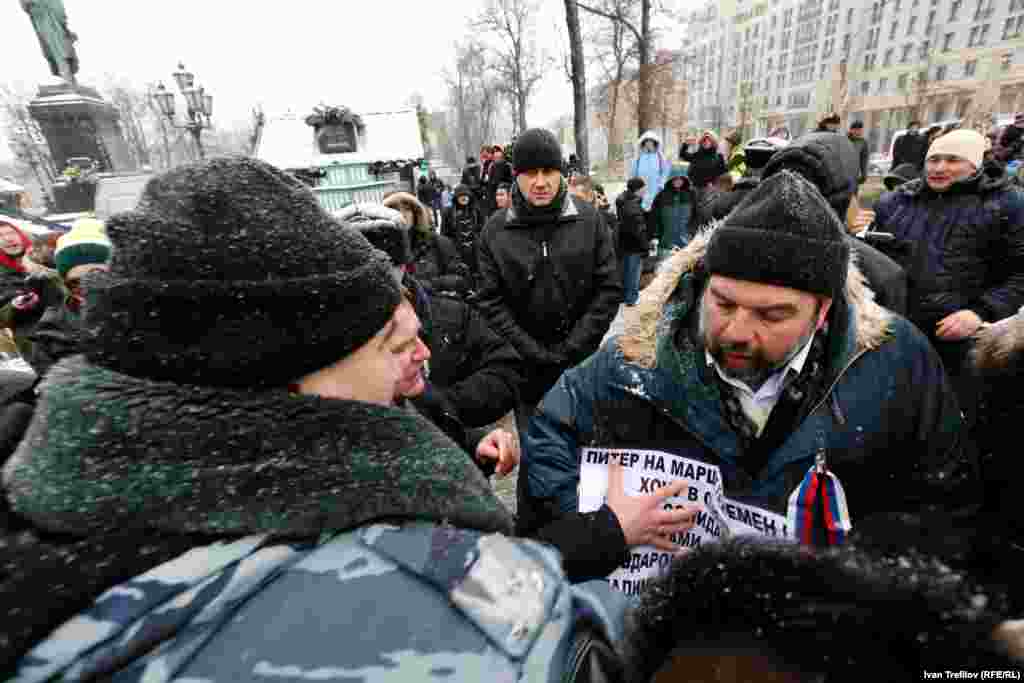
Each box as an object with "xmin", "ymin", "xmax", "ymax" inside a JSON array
[
  {"xmin": 2, "ymin": 355, "xmax": 625, "ymax": 681},
  {"xmin": 14, "ymin": 523, "xmax": 626, "ymax": 682}
]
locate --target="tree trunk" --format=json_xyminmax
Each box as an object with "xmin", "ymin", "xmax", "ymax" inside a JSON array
[
  {"xmin": 564, "ymin": 0, "xmax": 589, "ymax": 174},
  {"xmin": 636, "ymin": 0, "xmax": 653, "ymax": 134}
]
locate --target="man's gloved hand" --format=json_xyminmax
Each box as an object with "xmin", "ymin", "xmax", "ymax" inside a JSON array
[{"xmin": 23, "ymin": 272, "xmax": 65, "ymax": 310}]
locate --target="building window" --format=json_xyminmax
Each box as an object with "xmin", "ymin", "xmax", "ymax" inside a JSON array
[
  {"xmin": 778, "ymin": 74, "xmax": 786, "ymax": 89},
  {"xmin": 901, "ymin": 43, "xmax": 913, "ymax": 62},
  {"xmin": 847, "ymin": 7, "xmax": 855, "ymax": 24},
  {"xmin": 965, "ymin": 59, "xmax": 977, "ymax": 76},
  {"xmin": 935, "ymin": 64, "xmax": 947, "ymax": 80},
  {"xmin": 879, "ymin": 77, "xmax": 888, "ymax": 93},
  {"xmin": 861, "ymin": 80, "xmax": 870, "ymax": 94},
  {"xmin": 949, "ymin": 0, "xmax": 962, "ymax": 20},
  {"xmin": 771, "ymin": 13, "xmax": 778, "ymax": 27},
  {"xmin": 890, "ymin": 20, "xmax": 899, "ymax": 39},
  {"xmin": 784, "ymin": 8, "xmax": 793, "ymax": 27},
  {"xmin": 898, "ymin": 73, "xmax": 909, "ymax": 90},
  {"xmin": 907, "ymin": 14, "xmax": 917, "ymax": 34},
  {"xmin": 843, "ymin": 33, "xmax": 852, "ymax": 54},
  {"xmin": 943, "ymin": 33, "xmax": 954, "ymax": 50},
  {"xmin": 884, "ymin": 47, "xmax": 894, "ymax": 65}
]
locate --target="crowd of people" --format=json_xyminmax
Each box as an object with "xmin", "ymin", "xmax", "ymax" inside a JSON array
[{"xmin": 2, "ymin": 115, "xmax": 1024, "ymax": 680}]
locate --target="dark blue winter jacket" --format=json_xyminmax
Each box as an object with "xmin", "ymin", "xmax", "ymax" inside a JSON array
[
  {"xmin": 520, "ymin": 230, "xmax": 980, "ymax": 561},
  {"xmin": 872, "ymin": 168, "xmax": 1024, "ymax": 331}
]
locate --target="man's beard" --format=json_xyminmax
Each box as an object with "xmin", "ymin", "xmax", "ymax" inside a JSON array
[{"xmin": 699, "ymin": 294, "xmax": 819, "ymax": 391}]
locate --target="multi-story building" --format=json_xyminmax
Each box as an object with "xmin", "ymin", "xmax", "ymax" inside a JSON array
[{"xmin": 684, "ymin": 0, "xmax": 1024, "ymax": 152}]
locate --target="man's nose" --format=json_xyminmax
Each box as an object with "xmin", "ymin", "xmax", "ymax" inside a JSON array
[
  {"xmin": 414, "ymin": 337, "xmax": 431, "ymax": 361},
  {"xmin": 719, "ymin": 310, "xmax": 756, "ymax": 344}
]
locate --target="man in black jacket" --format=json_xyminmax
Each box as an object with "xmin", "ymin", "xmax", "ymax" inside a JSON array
[
  {"xmin": 892, "ymin": 120, "xmax": 928, "ymax": 170},
  {"xmin": 477, "ymin": 127, "xmax": 622, "ymax": 512},
  {"xmin": 486, "ymin": 146, "xmax": 514, "ymax": 214},
  {"xmin": 615, "ymin": 178, "xmax": 648, "ymax": 306},
  {"xmin": 382, "ymin": 192, "xmax": 470, "ymax": 295}
]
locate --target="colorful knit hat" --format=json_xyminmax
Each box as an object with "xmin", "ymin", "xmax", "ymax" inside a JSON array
[{"xmin": 55, "ymin": 218, "xmax": 113, "ymax": 278}]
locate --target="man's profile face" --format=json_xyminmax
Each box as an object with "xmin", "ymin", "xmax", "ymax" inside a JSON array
[
  {"xmin": 516, "ymin": 168, "xmax": 562, "ymax": 207},
  {"xmin": 701, "ymin": 275, "xmax": 830, "ymax": 386},
  {"xmin": 925, "ymin": 154, "xmax": 976, "ymax": 192}
]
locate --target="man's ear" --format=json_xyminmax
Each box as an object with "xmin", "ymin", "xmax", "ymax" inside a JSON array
[{"xmin": 817, "ymin": 298, "xmax": 833, "ymax": 330}]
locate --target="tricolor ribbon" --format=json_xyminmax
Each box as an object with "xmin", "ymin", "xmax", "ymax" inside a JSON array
[{"xmin": 786, "ymin": 449, "xmax": 852, "ymax": 547}]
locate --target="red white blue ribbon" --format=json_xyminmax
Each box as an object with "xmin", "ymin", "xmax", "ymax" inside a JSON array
[{"xmin": 786, "ymin": 450, "xmax": 852, "ymax": 547}]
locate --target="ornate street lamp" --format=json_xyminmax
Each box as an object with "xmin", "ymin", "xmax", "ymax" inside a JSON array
[{"xmin": 151, "ymin": 62, "xmax": 214, "ymax": 160}]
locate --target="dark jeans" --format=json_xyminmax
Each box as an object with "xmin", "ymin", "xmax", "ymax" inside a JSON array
[{"xmin": 622, "ymin": 253, "xmax": 643, "ymax": 305}]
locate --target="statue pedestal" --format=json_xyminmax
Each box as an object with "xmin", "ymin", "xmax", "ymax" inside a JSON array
[{"xmin": 28, "ymin": 80, "xmax": 136, "ymax": 176}]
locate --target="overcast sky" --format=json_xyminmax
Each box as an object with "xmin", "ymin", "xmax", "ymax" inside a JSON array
[{"xmin": 1, "ymin": 0, "xmax": 692, "ymax": 163}]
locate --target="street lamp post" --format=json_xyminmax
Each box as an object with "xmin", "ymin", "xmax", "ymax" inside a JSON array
[{"xmin": 151, "ymin": 62, "xmax": 214, "ymax": 160}]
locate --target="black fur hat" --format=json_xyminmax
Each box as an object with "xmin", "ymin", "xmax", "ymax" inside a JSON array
[
  {"xmin": 706, "ymin": 170, "xmax": 849, "ymax": 298},
  {"xmin": 88, "ymin": 157, "xmax": 401, "ymax": 388},
  {"xmin": 622, "ymin": 539, "xmax": 1015, "ymax": 683}
]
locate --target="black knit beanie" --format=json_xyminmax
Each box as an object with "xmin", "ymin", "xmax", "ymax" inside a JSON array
[
  {"xmin": 513, "ymin": 128, "xmax": 563, "ymax": 173},
  {"xmin": 87, "ymin": 157, "xmax": 401, "ymax": 388},
  {"xmin": 704, "ymin": 170, "xmax": 849, "ymax": 298},
  {"xmin": 335, "ymin": 203, "xmax": 411, "ymax": 267}
]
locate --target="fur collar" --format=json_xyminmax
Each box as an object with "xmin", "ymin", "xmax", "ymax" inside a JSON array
[
  {"xmin": 973, "ymin": 307, "xmax": 1024, "ymax": 372},
  {"xmin": 3, "ymin": 355, "xmax": 513, "ymax": 538},
  {"xmin": 618, "ymin": 224, "xmax": 893, "ymax": 368}
]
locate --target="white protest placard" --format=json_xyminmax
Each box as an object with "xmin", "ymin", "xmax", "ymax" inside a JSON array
[{"xmin": 578, "ymin": 446, "xmax": 795, "ymax": 596}]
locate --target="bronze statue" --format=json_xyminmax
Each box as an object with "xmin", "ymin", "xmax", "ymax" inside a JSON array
[{"xmin": 20, "ymin": 0, "xmax": 79, "ymax": 83}]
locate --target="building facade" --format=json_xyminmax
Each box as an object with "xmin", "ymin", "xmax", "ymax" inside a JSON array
[{"xmin": 684, "ymin": 0, "xmax": 1024, "ymax": 152}]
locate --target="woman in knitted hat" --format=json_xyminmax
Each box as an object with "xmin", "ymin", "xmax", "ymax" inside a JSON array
[{"xmin": 0, "ymin": 157, "xmax": 623, "ymax": 681}]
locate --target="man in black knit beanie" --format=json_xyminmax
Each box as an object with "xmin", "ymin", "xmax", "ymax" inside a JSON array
[{"xmin": 475, "ymin": 127, "xmax": 622, "ymax": 528}]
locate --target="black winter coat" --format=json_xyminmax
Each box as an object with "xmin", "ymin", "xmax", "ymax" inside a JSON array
[
  {"xmin": 679, "ymin": 145, "xmax": 727, "ymax": 188},
  {"xmin": 486, "ymin": 160, "xmax": 513, "ymax": 198},
  {"xmin": 442, "ymin": 202, "xmax": 484, "ymax": 274},
  {"xmin": 848, "ymin": 135, "xmax": 869, "ymax": 182},
  {"xmin": 892, "ymin": 131, "xmax": 928, "ymax": 170},
  {"xmin": 409, "ymin": 229, "xmax": 470, "ymax": 295},
  {"xmin": 614, "ymin": 191, "xmax": 648, "ymax": 254},
  {"xmin": 477, "ymin": 195, "xmax": 622, "ymax": 404},
  {"xmin": 461, "ymin": 162, "xmax": 482, "ymax": 191},
  {"xmin": 421, "ymin": 292, "xmax": 523, "ymax": 428},
  {"xmin": 872, "ymin": 171, "xmax": 1024, "ymax": 332}
]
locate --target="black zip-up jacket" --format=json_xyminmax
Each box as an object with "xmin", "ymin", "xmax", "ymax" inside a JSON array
[
  {"xmin": 679, "ymin": 145, "xmax": 727, "ymax": 188},
  {"xmin": 477, "ymin": 195, "xmax": 622, "ymax": 404},
  {"xmin": 614, "ymin": 191, "xmax": 648, "ymax": 254}
]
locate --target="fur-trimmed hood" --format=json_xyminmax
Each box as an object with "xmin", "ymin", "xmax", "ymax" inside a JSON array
[
  {"xmin": 617, "ymin": 223, "xmax": 893, "ymax": 369},
  {"xmin": 3, "ymin": 355, "xmax": 513, "ymax": 538},
  {"xmin": 383, "ymin": 191, "xmax": 433, "ymax": 231}
]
